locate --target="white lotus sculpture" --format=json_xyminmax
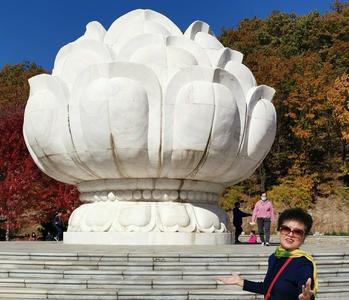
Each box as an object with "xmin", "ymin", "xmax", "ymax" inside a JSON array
[{"xmin": 23, "ymin": 9, "xmax": 276, "ymax": 244}]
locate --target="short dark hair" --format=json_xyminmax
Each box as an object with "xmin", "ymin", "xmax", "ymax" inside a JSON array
[
  {"xmin": 277, "ymin": 208, "xmax": 313, "ymax": 235},
  {"xmin": 234, "ymin": 201, "xmax": 240, "ymax": 207}
]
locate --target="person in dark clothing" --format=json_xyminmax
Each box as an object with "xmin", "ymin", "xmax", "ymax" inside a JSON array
[
  {"xmin": 45, "ymin": 231, "xmax": 54, "ymax": 241},
  {"xmin": 216, "ymin": 208, "xmax": 317, "ymax": 300},
  {"xmin": 53, "ymin": 212, "xmax": 63, "ymax": 241},
  {"xmin": 232, "ymin": 201, "xmax": 252, "ymax": 244}
]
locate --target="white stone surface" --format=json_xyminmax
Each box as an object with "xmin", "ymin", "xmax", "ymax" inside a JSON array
[
  {"xmin": 68, "ymin": 201, "xmax": 226, "ymax": 233},
  {"xmin": 63, "ymin": 231, "xmax": 232, "ymax": 245},
  {"xmin": 23, "ymin": 9, "xmax": 277, "ymax": 243}
]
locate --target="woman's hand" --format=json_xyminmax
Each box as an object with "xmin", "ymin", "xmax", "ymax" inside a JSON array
[
  {"xmin": 299, "ymin": 278, "xmax": 314, "ymax": 300},
  {"xmin": 215, "ymin": 273, "xmax": 244, "ymax": 287}
]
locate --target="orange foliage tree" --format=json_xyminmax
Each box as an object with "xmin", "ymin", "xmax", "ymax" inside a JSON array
[
  {"xmin": 327, "ymin": 74, "xmax": 349, "ymax": 162},
  {"xmin": 219, "ymin": 3, "xmax": 349, "ymax": 208}
]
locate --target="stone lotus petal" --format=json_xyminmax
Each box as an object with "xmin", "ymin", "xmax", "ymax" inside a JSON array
[
  {"xmin": 23, "ymin": 74, "xmax": 83, "ymax": 184},
  {"xmin": 105, "ymin": 9, "xmax": 182, "ymax": 56},
  {"xmin": 184, "ymin": 21, "xmax": 213, "ymax": 40},
  {"xmin": 53, "ymin": 22, "xmax": 112, "ymax": 91},
  {"xmin": 162, "ymin": 67, "xmax": 246, "ymax": 181},
  {"xmin": 185, "ymin": 21, "xmax": 243, "ymax": 67},
  {"xmin": 117, "ymin": 34, "xmax": 212, "ymax": 89},
  {"xmin": 224, "ymin": 61, "xmax": 257, "ymax": 96},
  {"xmin": 220, "ymin": 85, "xmax": 276, "ymax": 184},
  {"xmin": 67, "ymin": 62, "xmax": 162, "ymax": 179},
  {"xmin": 23, "ymin": 9, "xmax": 276, "ymax": 244}
]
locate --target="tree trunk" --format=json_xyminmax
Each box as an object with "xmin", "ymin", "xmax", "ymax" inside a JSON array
[
  {"xmin": 342, "ymin": 140, "xmax": 347, "ymax": 162},
  {"xmin": 259, "ymin": 163, "xmax": 266, "ymax": 192}
]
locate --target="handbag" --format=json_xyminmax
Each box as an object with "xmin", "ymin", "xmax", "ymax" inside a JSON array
[{"xmin": 264, "ymin": 257, "xmax": 293, "ymax": 300}]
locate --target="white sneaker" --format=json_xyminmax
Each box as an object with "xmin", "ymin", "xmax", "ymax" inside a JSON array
[
  {"xmin": 265, "ymin": 242, "xmax": 270, "ymax": 246},
  {"xmin": 261, "ymin": 242, "xmax": 265, "ymax": 246}
]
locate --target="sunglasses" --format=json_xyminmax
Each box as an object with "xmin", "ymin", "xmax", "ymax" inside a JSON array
[{"xmin": 279, "ymin": 225, "xmax": 305, "ymax": 238}]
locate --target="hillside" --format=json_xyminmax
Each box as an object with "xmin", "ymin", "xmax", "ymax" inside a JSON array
[{"xmin": 219, "ymin": 1, "xmax": 349, "ymax": 233}]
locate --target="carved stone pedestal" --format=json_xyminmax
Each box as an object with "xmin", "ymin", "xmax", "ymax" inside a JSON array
[{"xmin": 66, "ymin": 179, "xmax": 229, "ymax": 244}]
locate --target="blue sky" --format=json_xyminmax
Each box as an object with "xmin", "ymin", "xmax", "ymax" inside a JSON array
[{"xmin": 0, "ymin": 0, "xmax": 336, "ymax": 71}]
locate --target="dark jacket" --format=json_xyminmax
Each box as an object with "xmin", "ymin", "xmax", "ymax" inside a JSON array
[
  {"xmin": 53, "ymin": 215, "xmax": 63, "ymax": 228},
  {"xmin": 243, "ymin": 254, "xmax": 315, "ymax": 300},
  {"xmin": 232, "ymin": 207, "xmax": 251, "ymax": 226}
]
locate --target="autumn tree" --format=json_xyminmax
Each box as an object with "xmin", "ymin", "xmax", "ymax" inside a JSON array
[
  {"xmin": 327, "ymin": 74, "xmax": 349, "ymax": 162},
  {"xmin": 0, "ymin": 63, "xmax": 79, "ymax": 239},
  {"xmin": 0, "ymin": 62, "xmax": 46, "ymax": 109},
  {"xmin": 0, "ymin": 107, "xmax": 38, "ymax": 238},
  {"xmin": 219, "ymin": 2, "xmax": 349, "ymax": 209}
]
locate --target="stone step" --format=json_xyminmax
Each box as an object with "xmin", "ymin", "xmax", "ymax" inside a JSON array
[
  {"xmin": 0, "ymin": 287, "xmax": 118, "ymax": 299},
  {"xmin": 0, "ymin": 251, "xmax": 347, "ymax": 263},
  {"xmin": 2, "ymin": 259, "xmax": 339, "ymax": 271},
  {"xmin": 119, "ymin": 288, "xmax": 256, "ymax": 300},
  {"xmin": 0, "ymin": 276, "xmax": 347, "ymax": 290},
  {"xmin": 178, "ymin": 268, "xmax": 349, "ymax": 279},
  {"xmin": 0, "ymin": 243, "xmax": 347, "ymax": 299},
  {"xmin": 0, "ymin": 287, "xmax": 347, "ymax": 300},
  {"xmin": 316, "ymin": 287, "xmax": 349, "ymax": 299},
  {"xmin": 149, "ymin": 260, "xmax": 349, "ymax": 270},
  {"xmin": 1, "ymin": 267, "xmax": 348, "ymax": 280},
  {"xmin": 187, "ymin": 287, "xmax": 349, "ymax": 300},
  {"xmin": 0, "ymin": 259, "xmax": 155, "ymax": 270},
  {"xmin": 0, "ymin": 260, "xmax": 346, "ymax": 274}
]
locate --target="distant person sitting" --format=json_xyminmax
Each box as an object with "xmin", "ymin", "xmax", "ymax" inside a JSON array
[
  {"xmin": 45, "ymin": 231, "xmax": 54, "ymax": 241},
  {"xmin": 29, "ymin": 232, "xmax": 37, "ymax": 241},
  {"xmin": 53, "ymin": 212, "xmax": 63, "ymax": 241},
  {"xmin": 232, "ymin": 201, "xmax": 252, "ymax": 244}
]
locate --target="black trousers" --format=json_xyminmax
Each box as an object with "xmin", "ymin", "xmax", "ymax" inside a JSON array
[
  {"xmin": 234, "ymin": 224, "xmax": 243, "ymax": 243},
  {"xmin": 257, "ymin": 217, "xmax": 271, "ymax": 243}
]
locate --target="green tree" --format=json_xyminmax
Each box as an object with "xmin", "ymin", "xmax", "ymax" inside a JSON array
[{"xmin": 0, "ymin": 62, "xmax": 46, "ymax": 109}]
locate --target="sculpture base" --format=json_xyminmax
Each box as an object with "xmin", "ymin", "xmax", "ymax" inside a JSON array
[
  {"xmin": 64, "ymin": 232, "xmax": 232, "ymax": 245},
  {"xmin": 67, "ymin": 200, "xmax": 227, "ymax": 234}
]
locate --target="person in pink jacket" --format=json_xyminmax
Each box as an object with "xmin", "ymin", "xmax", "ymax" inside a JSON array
[{"xmin": 252, "ymin": 192, "xmax": 275, "ymax": 246}]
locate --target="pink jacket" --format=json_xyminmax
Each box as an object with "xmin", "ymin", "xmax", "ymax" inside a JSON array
[{"xmin": 252, "ymin": 200, "xmax": 275, "ymax": 223}]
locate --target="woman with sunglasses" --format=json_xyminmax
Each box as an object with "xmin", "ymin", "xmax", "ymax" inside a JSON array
[{"xmin": 216, "ymin": 208, "xmax": 318, "ymax": 300}]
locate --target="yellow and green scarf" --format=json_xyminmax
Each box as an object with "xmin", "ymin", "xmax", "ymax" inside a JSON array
[{"xmin": 275, "ymin": 246, "xmax": 318, "ymax": 294}]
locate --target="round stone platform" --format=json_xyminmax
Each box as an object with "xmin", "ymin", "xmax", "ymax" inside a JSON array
[{"xmin": 64, "ymin": 232, "xmax": 232, "ymax": 245}]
